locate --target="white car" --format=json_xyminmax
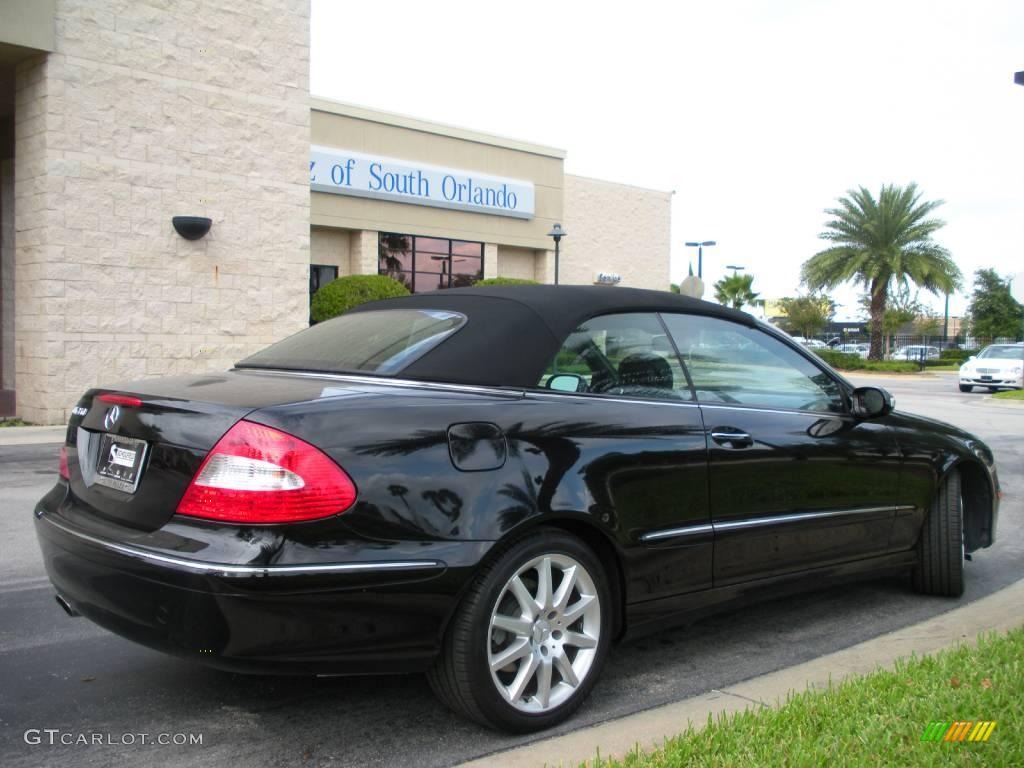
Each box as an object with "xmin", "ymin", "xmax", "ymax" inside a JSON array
[
  {"xmin": 959, "ymin": 344, "xmax": 1024, "ymax": 392},
  {"xmin": 838, "ymin": 343, "xmax": 870, "ymax": 359},
  {"xmin": 890, "ymin": 345, "xmax": 940, "ymax": 361},
  {"xmin": 796, "ymin": 338, "xmax": 828, "ymax": 349}
]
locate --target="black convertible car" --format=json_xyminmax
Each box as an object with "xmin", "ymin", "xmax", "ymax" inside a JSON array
[{"xmin": 35, "ymin": 285, "xmax": 999, "ymax": 732}]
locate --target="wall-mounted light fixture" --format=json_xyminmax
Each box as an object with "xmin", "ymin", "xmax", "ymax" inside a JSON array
[{"xmin": 172, "ymin": 216, "xmax": 212, "ymax": 241}]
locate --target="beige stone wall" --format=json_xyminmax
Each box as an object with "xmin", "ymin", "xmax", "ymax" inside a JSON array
[
  {"xmin": 310, "ymin": 226, "xmax": 352, "ymax": 276},
  {"xmin": 14, "ymin": 0, "xmax": 311, "ymax": 423},
  {"xmin": 561, "ymin": 174, "xmax": 672, "ymax": 291},
  {"xmin": 1, "ymin": 158, "xmax": 13, "ymax": 391},
  {"xmin": 496, "ymin": 245, "xmax": 539, "ymax": 282}
]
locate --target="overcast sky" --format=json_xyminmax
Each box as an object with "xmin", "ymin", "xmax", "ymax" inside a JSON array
[{"xmin": 310, "ymin": 0, "xmax": 1023, "ymax": 320}]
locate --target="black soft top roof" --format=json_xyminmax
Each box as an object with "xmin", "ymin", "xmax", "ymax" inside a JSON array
[{"xmin": 348, "ymin": 285, "xmax": 756, "ymax": 388}]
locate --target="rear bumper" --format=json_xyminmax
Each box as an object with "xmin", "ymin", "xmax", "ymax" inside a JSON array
[{"xmin": 34, "ymin": 495, "xmax": 489, "ymax": 676}]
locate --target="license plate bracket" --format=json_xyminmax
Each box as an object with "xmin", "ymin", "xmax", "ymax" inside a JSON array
[{"xmin": 95, "ymin": 434, "xmax": 149, "ymax": 493}]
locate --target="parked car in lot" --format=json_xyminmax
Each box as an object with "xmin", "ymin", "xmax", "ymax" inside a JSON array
[
  {"xmin": 838, "ymin": 343, "xmax": 870, "ymax": 359},
  {"xmin": 34, "ymin": 286, "xmax": 1000, "ymax": 733},
  {"xmin": 959, "ymin": 343, "xmax": 1024, "ymax": 392},
  {"xmin": 890, "ymin": 345, "xmax": 940, "ymax": 361},
  {"xmin": 792, "ymin": 336, "xmax": 828, "ymax": 349}
]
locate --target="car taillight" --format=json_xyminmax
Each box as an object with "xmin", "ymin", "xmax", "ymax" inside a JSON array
[
  {"xmin": 176, "ymin": 420, "xmax": 357, "ymax": 524},
  {"xmin": 59, "ymin": 446, "xmax": 70, "ymax": 481},
  {"xmin": 98, "ymin": 393, "xmax": 143, "ymax": 407}
]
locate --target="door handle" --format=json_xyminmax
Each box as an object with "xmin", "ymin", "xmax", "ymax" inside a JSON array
[{"xmin": 710, "ymin": 429, "xmax": 753, "ymax": 448}]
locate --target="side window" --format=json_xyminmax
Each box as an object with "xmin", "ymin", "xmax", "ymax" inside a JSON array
[
  {"xmin": 661, "ymin": 314, "xmax": 844, "ymax": 413},
  {"xmin": 540, "ymin": 313, "xmax": 692, "ymax": 402}
]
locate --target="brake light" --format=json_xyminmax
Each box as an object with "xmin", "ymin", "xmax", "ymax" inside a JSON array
[
  {"xmin": 98, "ymin": 393, "xmax": 143, "ymax": 407},
  {"xmin": 59, "ymin": 446, "xmax": 70, "ymax": 481},
  {"xmin": 176, "ymin": 421, "xmax": 356, "ymax": 524}
]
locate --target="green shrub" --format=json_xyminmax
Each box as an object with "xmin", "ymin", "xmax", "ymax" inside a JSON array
[
  {"xmin": 310, "ymin": 274, "xmax": 409, "ymax": 323},
  {"xmin": 813, "ymin": 349, "xmax": 917, "ymax": 373},
  {"xmin": 814, "ymin": 350, "xmax": 863, "ymax": 369},
  {"xmin": 940, "ymin": 348, "xmax": 978, "ymax": 363},
  {"xmin": 473, "ymin": 277, "xmax": 539, "ymax": 286}
]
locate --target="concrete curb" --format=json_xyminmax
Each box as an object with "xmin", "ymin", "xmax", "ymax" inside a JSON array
[
  {"xmin": 456, "ymin": 579, "xmax": 1024, "ymax": 768},
  {"xmin": 0, "ymin": 425, "xmax": 68, "ymax": 446},
  {"xmin": 983, "ymin": 397, "xmax": 1024, "ymax": 409}
]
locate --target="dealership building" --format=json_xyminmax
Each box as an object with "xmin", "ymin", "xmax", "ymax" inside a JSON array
[{"xmin": 0, "ymin": 0, "xmax": 672, "ymax": 423}]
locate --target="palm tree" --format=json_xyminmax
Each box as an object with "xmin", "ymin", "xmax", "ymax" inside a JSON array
[
  {"xmin": 713, "ymin": 273, "xmax": 760, "ymax": 310},
  {"xmin": 802, "ymin": 183, "xmax": 961, "ymax": 360}
]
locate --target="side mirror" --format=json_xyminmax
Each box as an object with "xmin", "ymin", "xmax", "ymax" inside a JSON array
[
  {"xmin": 968, "ymin": 355, "xmax": 976, "ymax": 361},
  {"xmin": 851, "ymin": 386, "xmax": 894, "ymax": 419},
  {"xmin": 546, "ymin": 373, "xmax": 586, "ymax": 393}
]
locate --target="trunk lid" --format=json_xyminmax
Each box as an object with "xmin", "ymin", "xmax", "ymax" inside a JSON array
[{"xmin": 65, "ymin": 370, "xmax": 367, "ymax": 532}]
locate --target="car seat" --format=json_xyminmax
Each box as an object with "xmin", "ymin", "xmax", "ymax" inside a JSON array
[{"xmin": 608, "ymin": 352, "xmax": 678, "ymax": 398}]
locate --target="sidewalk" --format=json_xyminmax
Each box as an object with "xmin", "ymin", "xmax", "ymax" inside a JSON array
[
  {"xmin": 457, "ymin": 579, "xmax": 1024, "ymax": 768},
  {"xmin": 0, "ymin": 425, "xmax": 67, "ymax": 446}
]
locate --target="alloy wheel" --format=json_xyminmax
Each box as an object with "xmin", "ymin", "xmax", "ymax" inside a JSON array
[{"xmin": 487, "ymin": 553, "xmax": 601, "ymax": 713}]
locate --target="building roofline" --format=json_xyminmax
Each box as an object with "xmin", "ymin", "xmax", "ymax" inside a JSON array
[
  {"xmin": 565, "ymin": 172, "xmax": 674, "ymax": 197},
  {"xmin": 310, "ymin": 96, "xmax": 567, "ymax": 160}
]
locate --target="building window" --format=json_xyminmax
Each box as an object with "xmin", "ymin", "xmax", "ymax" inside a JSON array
[{"xmin": 378, "ymin": 233, "xmax": 484, "ymax": 293}]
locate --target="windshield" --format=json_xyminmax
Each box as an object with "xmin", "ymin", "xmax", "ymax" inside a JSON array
[
  {"xmin": 978, "ymin": 345, "xmax": 1024, "ymax": 360},
  {"xmin": 236, "ymin": 309, "xmax": 466, "ymax": 375}
]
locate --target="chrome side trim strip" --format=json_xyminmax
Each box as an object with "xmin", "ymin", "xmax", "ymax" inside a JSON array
[
  {"xmin": 231, "ymin": 368, "xmax": 524, "ymax": 400},
  {"xmin": 39, "ymin": 516, "xmax": 444, "ymax": 578},
  {"xmin": 714, "ymin": 506, "xmax": 895, "ymax": 532},
  {"xmin": 698, "ymin": 403, "xmax": 849, "ymax": 418},
  {"xmin": 526, "ymin": 391, "xmax": 700, "ymax": 409},
  {"xmin": 640, "ymin": 523, "xmax": 714, "ymax": 543},
  {"xmin": 642, "ymin": 505, "xmax": 902, "ymax": 542}
]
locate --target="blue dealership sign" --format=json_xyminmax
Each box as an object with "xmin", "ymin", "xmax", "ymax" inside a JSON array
[{"xmin": 310, "ymin": 146, "xmax": 535, "ymax": 219}]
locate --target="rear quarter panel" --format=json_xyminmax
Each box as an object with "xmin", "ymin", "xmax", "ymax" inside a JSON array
[{"xmin": 248, "ymin": 387, "xmax": 711, "ymax": 604}]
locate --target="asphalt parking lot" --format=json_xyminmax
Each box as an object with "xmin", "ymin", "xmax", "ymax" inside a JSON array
[{"xmin": 1, "ymin": 374, "xmax": 1021, "ymax": 768}]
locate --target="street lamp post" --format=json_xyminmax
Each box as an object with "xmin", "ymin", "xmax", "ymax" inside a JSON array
[
  {"xmin": 725, "ymin": 264, "xmax": 745, "ymax": 274},
  {"xmin": 943, "ymin": 293, "xmax": 949, "ymax": 346},
  {"xmin": 685, "ymin": 240, "xmax": 716, "ymax": 278},
  {"xmin": 547, "ymin": 223, "xmax": 567, "ymax": 285},
  {"xmin": 429, "ymin": 255, "xmax": 449, "ymax": 288}
]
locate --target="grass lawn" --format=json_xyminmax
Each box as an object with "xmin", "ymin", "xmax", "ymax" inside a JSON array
[
  {"xmin": 587, "ymin": 628, "xmax": 1023, "ymax": 768},
  {"xmin": 0, "ymin": 417, "xmax": 35, "ymax": 427},
  {"xmin": 993, "ymin": 389, "xmax": 1024, "ymax": 401}
]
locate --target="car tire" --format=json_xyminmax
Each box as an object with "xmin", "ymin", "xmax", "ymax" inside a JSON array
[
  {"xmin": 911, "ymin": 469, "xmax": 964, "ymax": 597},
  {"xmin": 958, "ymin": 384, "xmax": 972, "ymax": 393},
  {"xmin": 427, "ymin": 530, "xmax": 612, "ymax": 733}
]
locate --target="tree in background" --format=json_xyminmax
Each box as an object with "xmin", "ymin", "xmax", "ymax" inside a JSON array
[
  {"xmin": 857, "ymin": 283, "xmax": 924, "ymax": 356},
  {"xmin": 801, "ymin": 183, "xmax": 961, "ymax": 360},
  {"xmin": 914, "ymin": 312, "xmax": 942, "ymax": 339},
  {"xmin": 713, "ymin": 273, "xmax": 760, "ymax": 310},
  {"xmin": 967, "ymin": 268, "xmax": 1023, "ymax": 343},
  {"xmin": 777, "ymin": 294, "xmax": 836, "ymax": 339}
]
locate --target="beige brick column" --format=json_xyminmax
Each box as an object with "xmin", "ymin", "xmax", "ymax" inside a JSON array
[
  {"xmin": 13, "ymin": 0, "xmax": 311, "ymax": 423},
  {"xmin": 349, "ymin": 229, "xmax": 379, "ymax": 275},
  {"xmin": 483, "ymin": 243, "xmax": 498, "ymax": 279},
  {"xmin": 536, "ymin": 249, "xmax": 556, "ymax": 284}
]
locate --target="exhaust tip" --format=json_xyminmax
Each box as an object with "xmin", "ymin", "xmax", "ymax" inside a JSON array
[{"xmin": 55, "ymin": 594, "xmax": 80, "ymax": 618}]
